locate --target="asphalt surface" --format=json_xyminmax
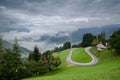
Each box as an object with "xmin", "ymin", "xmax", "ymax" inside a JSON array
[{"xmin": 66, "ymin": 47, "xmax": 98, "ymax": 66}]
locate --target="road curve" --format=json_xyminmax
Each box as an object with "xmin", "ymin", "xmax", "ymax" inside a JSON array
[{"xmin": 66, "ymin": 47, "xmax": 98, "ymax": 66}]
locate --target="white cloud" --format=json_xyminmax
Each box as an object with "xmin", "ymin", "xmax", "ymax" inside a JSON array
[
  {"xmin": 1, "ymin": 6, "xmax": 110, "ymax": 28},
  {"xmin": 0, "ymin": 6, "xmax": 6, "ymax": 10},
  {"xmin": 1, "ymin": 0, "xmax": 119, "ymax": 52},
  {"xmin": 2, "ymin": 10, "xmax": 112, "ymax": 42},
  {"xmin": 57, "ymin": 33, "xmax": 70, "ymax": 37},
  {"xmin": 19, "ymin": 41, "xmax": 57, "ymax": 52}
]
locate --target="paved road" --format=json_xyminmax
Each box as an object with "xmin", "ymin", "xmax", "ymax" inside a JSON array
[{"xmin": 66, "ymin": 47, "xmax": 98, "ymax": 66}]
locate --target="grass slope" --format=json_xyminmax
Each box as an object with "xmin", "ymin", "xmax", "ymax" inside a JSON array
[
  {"xmin": 23, "ymin": 47, "xmax": 120, "ymax": 80},
  {"xmin": 71, "ymin": 48, "xmax": 92, "ymax": 63}
]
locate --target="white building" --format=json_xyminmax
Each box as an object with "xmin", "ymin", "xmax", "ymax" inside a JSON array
[{"xmin": 96, "ymin": 43, "xmax": 107, "ymax": 51}]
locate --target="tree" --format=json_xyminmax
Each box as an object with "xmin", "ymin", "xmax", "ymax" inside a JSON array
[
  {"xmin": 28, "ymin": 52, "xmax": 34, "ymax": 61},
  {"xmin": 72, "ymin": 44, "xmax": 80, "ymax": 48},
  {"xmin": 0, "ymin": 34, "xmax": 4, "ymax": 53},
  {"xmin": 63, "ymin": 42, "xmax": 71, "ymax": 49},
  {"xmin": 42, "ymin": 51, "xmax": 61, "ymax": 71},
  {"xmin": 0, "ymin": 34, "xmax": 4, "ymax": 68},
  {"xmin": 0, "ymin": 39, "xmax": 31, "ymax": 80},
  {"xmin": 53, "ymin": 57, "xmax": 61, "ymax": 67},
  {"xmin": 109, "ymin": 29, "xmax": 120, "ymax": 53},
  {"xmin": 1, "ymin": 48, "xmax": 21, "ymax": 80},
  {"xmin": 29, "ymin": 45, "xmax": 41, "ymax": 62},
  {"xmin": 12, "ymin": 38, "xmax": 21, "ymax": 62},
  {"xmin": 28, "ymin": 48, "xmax": 62, "ymax": 74},
  {"xmin": 54, "ymin": 47, "xmax": 59, "ymax": 52},
  {"xmin": 91, "ymin": 39, "xmax": 99, "ymax": 46},
  {"xmin": 82, "ymin": 33, "xmax": 96, "ymax": 47},
  {"xmin": 98, "ymin": 32, "xmax": 106, "ymax": 45},
  {"xmin": 24, "ymin": 60, "xmax": 39, "ymax": 74},
  {"xmin": 33, "ymin": 45, "xmax": 41, "ymax": 62}
]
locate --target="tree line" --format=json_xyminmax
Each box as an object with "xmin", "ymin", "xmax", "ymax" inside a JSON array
[
  {"xmin": 50, "ymin": 30, "xmax": 120, "ymax": 54},
  {"xmin": 81, "ymin": 32, "xmax": 106, "ymax": 47},
  {"xmin": 80, "ymin": 30, "xmax": 120, "ymax": 54},
  {"xmin": 51, "ymin": 32, "xmax": 106, "ymax": 53},
  {"xmin": 0, "ymin": 36, "xmax": 61, "ymax": 80},
  {"xmin": 50, "ymin": 42, "xmax": 71, "ymax": 53}
]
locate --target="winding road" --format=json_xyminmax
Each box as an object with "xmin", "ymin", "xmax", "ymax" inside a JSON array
[{"xmin": 66, "ymin": 47, "xmax": 98, "ymax": 66}]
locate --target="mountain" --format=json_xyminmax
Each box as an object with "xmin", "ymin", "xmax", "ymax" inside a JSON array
[
  {"xmin": 2, "ymin": 40, "xmax": 31, "ymax": 54},
  {"xmin": 39, "ymin": 24, "xmax": 120, "ymax": 44},
  {"xmin": 71, "ymin": 24, "xmax": 120, "ymax": 42}
]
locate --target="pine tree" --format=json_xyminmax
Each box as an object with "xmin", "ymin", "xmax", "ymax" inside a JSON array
[
  {"xmin": 29, "ymin": 45, "xmax": 41, "ymax": 62},
  {"xmin": 0, "ymin": 34, "xmax": 4, "ymax": 53},
  {"xmin": 98, "ymin": 32, "xmax": 106, "ymax": 45}
]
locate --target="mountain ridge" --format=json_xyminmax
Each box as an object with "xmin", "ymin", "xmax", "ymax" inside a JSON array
[
  {"xmin": 2, "ymin": 40, "xmax": 31, "ymax": 54},
  {"xmin": 39, "ymin": 24, "xmax": 120, "ymax": 44}
]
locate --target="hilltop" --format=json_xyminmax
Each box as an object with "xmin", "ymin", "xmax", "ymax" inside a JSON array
[{"xmin": 23, "ymin": 47, "xmax": 120, "ymax": 80}]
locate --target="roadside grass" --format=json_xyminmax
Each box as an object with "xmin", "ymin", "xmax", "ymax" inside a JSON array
[
  {"xmin": 52, "ymin": 50, "xmax": 69, "ymax": 69},
  {"xmin": 23, "ymin": 47, "xmax": 120, "ymax": 80},
  {"xmin": 71, "ymin": 48, "xmax": 92, "ymax": 63}
]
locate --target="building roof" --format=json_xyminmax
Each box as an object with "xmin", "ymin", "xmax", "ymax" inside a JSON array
[{"xmin": 96, "ymin": 43, "xmax": 106, "ymax": 49}]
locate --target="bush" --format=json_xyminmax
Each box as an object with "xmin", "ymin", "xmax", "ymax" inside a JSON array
[{"xmin": 109, "ymin": 29, "xmax": 120, "ymax": 53}]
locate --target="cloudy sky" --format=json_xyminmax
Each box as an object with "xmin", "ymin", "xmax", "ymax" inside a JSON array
[{"xmin": 0, "ymin": 0, "xmax": 120, "ymax": 51}]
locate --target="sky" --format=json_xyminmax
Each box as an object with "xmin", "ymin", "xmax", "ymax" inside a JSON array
[{"xmin": 0, "ymin": 0, "xmax": 120, "ymax": 51}]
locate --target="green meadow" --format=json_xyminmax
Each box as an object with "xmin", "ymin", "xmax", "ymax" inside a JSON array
[
  {"xmin": 71, "ymin": 48, "xmax": 92, "ymax": 63},
  {"xmin": 23, "ymin": 47, "xmax": 120, "ymax": 80}
]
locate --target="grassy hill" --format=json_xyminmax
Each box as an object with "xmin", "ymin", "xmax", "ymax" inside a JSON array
[
  {"xmin": 23, "ymin": 47, "xmax": 120, "ymax": 80},
  {"xmin": 71, "ymin": 48, "xmax": 92, "ymax": 63}
]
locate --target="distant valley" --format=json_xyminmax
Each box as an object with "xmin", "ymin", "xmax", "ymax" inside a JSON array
[{"xmin": 2, "ymin": 40, "xmax": 31, "ymax": 54}]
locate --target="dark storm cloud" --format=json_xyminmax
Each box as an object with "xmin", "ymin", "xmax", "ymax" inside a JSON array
[
  {"xmin": 0, "ymin": 0, "xmax": 65, "ymax": 15},
  {"xmin": 0, "ymin": 0, "xmax": 120, "ymax": 32},
  {"xmin": 0, "ymin": 0, "xmax": 120, "ymax": 16},
  {"xmin": 0, "ymin": 0, "xmax": 120, "ymax": 51}
]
